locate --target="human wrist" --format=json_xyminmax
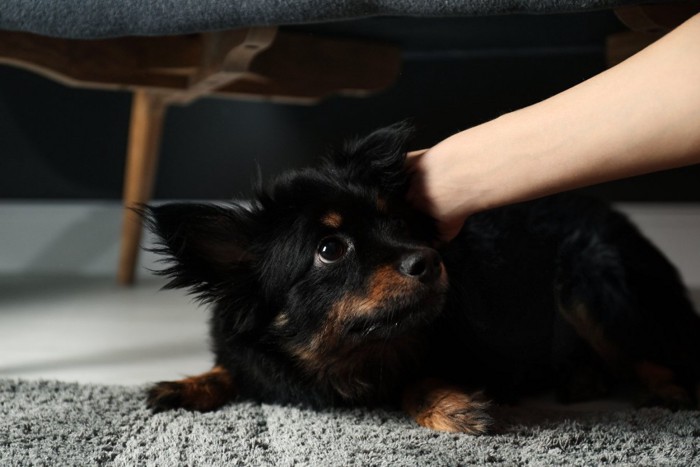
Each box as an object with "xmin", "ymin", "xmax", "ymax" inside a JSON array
[
  {"xmin": 427, "ymin": 111, "xmax": 541, "ymax": 215},
  {"xmin": 419, "ymin": 132, "xmax": 490, "ymax": 220}
]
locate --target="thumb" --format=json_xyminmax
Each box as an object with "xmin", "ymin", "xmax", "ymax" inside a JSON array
[{"xmin": 437, "ymin": 218, "xmax": 465, "ymax": 244}]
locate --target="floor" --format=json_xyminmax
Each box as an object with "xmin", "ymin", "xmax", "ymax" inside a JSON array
[
  {"xmin": 1, "ymin": 202, "xmax": 699, "ymax": 387},
  {"xmin": 0, "ymin": 274, "xmax": 210, "ymax": 385}
]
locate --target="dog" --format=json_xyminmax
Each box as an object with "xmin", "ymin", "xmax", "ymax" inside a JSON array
[{"xmin": 144, "ymin": 123, "xmax": 700, "ymax": 434}]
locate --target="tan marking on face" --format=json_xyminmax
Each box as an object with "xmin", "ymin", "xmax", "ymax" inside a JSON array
[
  {"xmin": 377, "ymin": 196, "xmax": 388, "ymax": 213},
  {"xmin": 288, "ymin": 263, "xmax": 447, "ymax": 382},
  {"xmin": 321, "ymin": 211, "xmax": 343, "ymax": 229},
  {"xmin": 288, "ymin": 261, "xmax": 440, "ymax": 401},
  {"xmin": 402, "ymin": 378, "xmax": 491, "ymax": 434},
  {"xmin": 332, "ymin": 263, "xmax": 447, "ymax": 320},
  {"xmin": 290, "ymin": 332, "xmax": 330, "ymax": 367},
  {"xmin": 331, "ymin": 265, "xmax": 410, "ymax": 322}
]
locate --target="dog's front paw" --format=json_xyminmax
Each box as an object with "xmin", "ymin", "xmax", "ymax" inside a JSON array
[
  {"xmin": 147, "ymin": 381, "xmax": 188, "ymax": 412},
  {"xmin": 402, "ymin": 378, "xmax": 492, "ymax": 435},
  {"xmin": 634, "ymin": 361, "xmax": 695, "ymax": 411},
  {"xmin": 637, "ymin": 383, "xmax": 695, "ymax": 411},
  {"xmin": 146, "ymin": 366, "xmax": 236, "ymax": 413}
]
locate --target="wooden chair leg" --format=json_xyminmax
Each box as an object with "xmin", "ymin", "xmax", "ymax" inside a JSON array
[{"xmin": 117, "ymin": 89, "xmax": 169, "ymax": 285}]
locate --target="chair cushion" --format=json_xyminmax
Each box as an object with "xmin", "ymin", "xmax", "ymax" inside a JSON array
[{"xmin": 0, "ymin": 0, "xmax": 673, "ymax": 39}]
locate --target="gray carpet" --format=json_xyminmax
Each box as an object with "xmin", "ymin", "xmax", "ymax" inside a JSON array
[{"xmin": 2, "ymin": 379, "xmax": 700, "ymax": 465}]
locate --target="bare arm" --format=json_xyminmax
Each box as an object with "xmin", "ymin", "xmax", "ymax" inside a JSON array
[{"xmin": 408, "ymin": 13, "xmax": 700, "ymax": 241}]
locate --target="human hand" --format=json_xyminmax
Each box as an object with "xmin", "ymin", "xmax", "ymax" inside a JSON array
[
  {"xmin": 406, "ymin": 146, "xmax": 474, "ymax": 243},
  {"xmin": 405, "ymin": 12, "xmax": 700, "ymax": 244}
]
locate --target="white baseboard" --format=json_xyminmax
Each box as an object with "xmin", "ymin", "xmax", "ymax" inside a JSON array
[
  {"xmin": 0, "ymin": 202, "xmax": 161, "ymax": 278},
  {"xmin": 1, "ymin": 201, "xmax": 699, "ymax": 288},
  {"xmin": 616, "ymin": 203, "xmax": 700, "ymax": 288}
]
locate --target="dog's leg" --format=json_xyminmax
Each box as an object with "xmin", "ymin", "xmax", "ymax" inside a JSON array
[
  {"xmin": 555, "ymin": 216, "xmax": 700, "ymax": 410},
  {"xmin": 557, "ymin": 299, "xmax": 696, "ymax": 409},
  {"xmin": 555, "ymin": 346, "xmax": 612, "ymax": 404},
  {"xmin": 402, "ymin": 378, "xmax": 491, "ymax": 434},
  {"xmin": 634, "ymin": 361, "xmax": 694, "ymax": 410},
  {"xmin": 147, "ymin": 366, "xmax": 236, "ymax": 412}
]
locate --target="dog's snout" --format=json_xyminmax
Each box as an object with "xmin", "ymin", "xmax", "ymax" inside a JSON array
[{"xmin": 398, "ymin": 248, "xmax": 442, "ymax": 283}]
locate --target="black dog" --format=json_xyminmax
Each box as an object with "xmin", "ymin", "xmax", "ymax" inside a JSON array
[{"xmin": 145, "ymin": 123, "xmax": 700, "ymax": 434}]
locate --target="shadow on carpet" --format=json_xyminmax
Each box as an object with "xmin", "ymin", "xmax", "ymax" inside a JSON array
[{"xmin": 2, "ymin": 379, "xmax": 699, "ymax": 465}]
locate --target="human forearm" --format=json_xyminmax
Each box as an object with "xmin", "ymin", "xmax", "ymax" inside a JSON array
[
  {"xmin": 409, "ymin": 13, "xmax": 700, "ymax": 240},
  {"xmin": 505, "ymin": 12, "xmax": 700, "ymax": 196}
]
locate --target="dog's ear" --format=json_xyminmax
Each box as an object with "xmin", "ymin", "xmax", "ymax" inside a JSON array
[
  {"xmin": 143, "ymin": 203, "xmax": 258, "ymax": 299},
  {"xmin": 328, "ymin": 121, "xmax": 414, "ymax": 193}
]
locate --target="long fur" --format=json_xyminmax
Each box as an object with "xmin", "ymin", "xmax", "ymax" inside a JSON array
[{"xmin": 144, "ymin": 123, "xmax": 700, "ymax": 432}]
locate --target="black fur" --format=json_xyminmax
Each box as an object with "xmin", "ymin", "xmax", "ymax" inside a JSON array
[{"xmin": 145, "ymin": 123, "xmax": 700, "ymax": 432}]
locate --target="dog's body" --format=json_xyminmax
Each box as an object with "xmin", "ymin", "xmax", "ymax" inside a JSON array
[{"xmin": 146, "ymin": 124, "xmax": 700, "ymax": 434}]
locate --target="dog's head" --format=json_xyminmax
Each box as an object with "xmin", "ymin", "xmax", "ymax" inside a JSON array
[{"xmin": 146, "ymin": 123, "xmax": 448, "ymax": 376}]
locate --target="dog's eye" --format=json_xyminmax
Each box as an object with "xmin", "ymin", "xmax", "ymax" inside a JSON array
[{"xmin": 317, "ymin": 237, "xmax": 347, "ymax": 264}]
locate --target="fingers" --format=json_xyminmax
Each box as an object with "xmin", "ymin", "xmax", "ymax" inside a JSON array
[
  {"xmin": 406, "ymin": 149, "xmax": 464, "ymax": 242},
  {"xmin": 405, "ymin": 153, "xmax": 435, "ymax": 226},
  {"xmin": 405, "ymin": 148, "xmax": 465, "ymax": 243},
  {"xmin": 437, "ymin": 220, "xmax": 465, "ymax": 244},
  {"xmin": 405, "ymin": 148, "xmax": 428, "ymax": 173},
  {"xmin": 406, "ymin": 148, "xmax": 428, "ymax": 159}
]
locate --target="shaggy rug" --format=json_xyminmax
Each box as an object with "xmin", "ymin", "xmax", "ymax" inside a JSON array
[{"xmin": 2, "ymin": 379, "xmax": 700, "ymax": 466}]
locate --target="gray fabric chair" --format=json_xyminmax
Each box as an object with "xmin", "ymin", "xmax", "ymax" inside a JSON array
[
  {"xmin": 0, "ymin": 0, "xmax": 692, "ymax": 284},
  {"xmin": 0, "ymin": 1, "xmax": 678, "ymax": 38}
]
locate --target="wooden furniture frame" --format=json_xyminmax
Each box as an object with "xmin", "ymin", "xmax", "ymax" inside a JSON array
[
  {"xmin": 608, "ymin": 3, "xmax": 700, "ymax": 66},
  {"xmin": 0, "ymin": 28, "xmax": 400, "ymax": 284}
]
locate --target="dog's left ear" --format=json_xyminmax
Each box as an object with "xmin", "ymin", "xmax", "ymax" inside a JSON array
[
  {"xmin": 143, "ymin": 202, "xmax": 258, "ymax": 299},
  {"xmin": 328, "ymin": 121, "xmax": 414, "ymax": 192}
]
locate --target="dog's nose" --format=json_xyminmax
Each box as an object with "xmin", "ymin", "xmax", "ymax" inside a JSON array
[{"xmin": 398, "ymin": 248, "xmax": 442, "ymax": 283}]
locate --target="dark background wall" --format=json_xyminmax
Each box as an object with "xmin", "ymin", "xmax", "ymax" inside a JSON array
[{"xmin": 1, "ymin": 11, "xmax": 698, "ymax": 202}]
